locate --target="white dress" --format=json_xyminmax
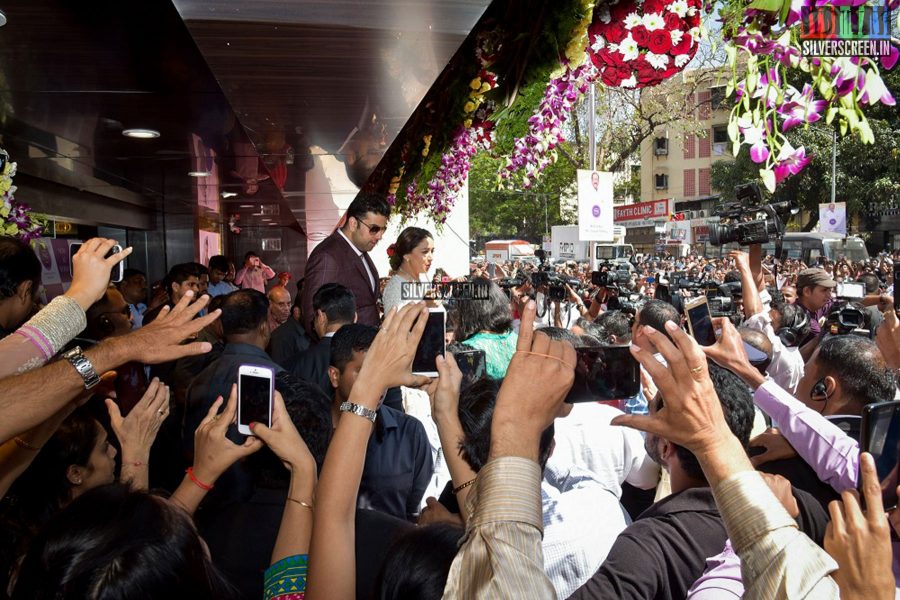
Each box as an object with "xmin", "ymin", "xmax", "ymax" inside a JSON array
[{"xmin": 382, "ymin": 272, "xmax": 430, "ymax": 315}]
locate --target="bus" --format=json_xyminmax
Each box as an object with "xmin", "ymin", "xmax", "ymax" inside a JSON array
[{"xmin": 760, "ymin": 232, "xmax": 869, "ymax": 264}]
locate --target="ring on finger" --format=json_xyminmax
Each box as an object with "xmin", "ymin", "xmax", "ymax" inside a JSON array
[{"xmin": 690, "ymin": 365, "xmax": 704, "ymax": 374}]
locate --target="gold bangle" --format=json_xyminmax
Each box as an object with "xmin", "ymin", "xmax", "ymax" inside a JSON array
[
  {"xmin": 452, "ymin": 477, "xmax": 477, "ymax": 495},
  {"xmin": 13, "ymin": 437, "xmax": 41, "ymax": 451},
  {"xmin": 287, "ymin": 497, "xmax": 314, "ymax": 510}
]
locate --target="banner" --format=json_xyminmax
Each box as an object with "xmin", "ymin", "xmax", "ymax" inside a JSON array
[
  {"xmin": 614, "ymin": 199, "xmax": 671, "ymax": 222},
  {"xmin": 819, "ymin": 202, "xmax": 846, "ymax": 234},
  {"xmin": 577, "ymin": 170, "xmax": 614, "ymax": 241}
]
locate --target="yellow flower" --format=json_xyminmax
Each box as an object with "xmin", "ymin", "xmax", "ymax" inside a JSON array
[
  {"xmin": 464, "ymin": 119, "xmax": 473, "ymax": 129},
  {"xmin": 464, "ymin": 101, "xmax": 476, "ymax": 113},
  {"xmin": 470, "ymin": 78, "xmax": 482, "ymax": 90},
  {"xmin": 480, "ymin": 82, "xmax": 491, "ymax": 93}
]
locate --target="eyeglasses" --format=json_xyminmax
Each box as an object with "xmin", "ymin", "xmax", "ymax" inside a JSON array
[{"xmin": 355, "ymin": 218, "xmax": 386, "ymax": 235}]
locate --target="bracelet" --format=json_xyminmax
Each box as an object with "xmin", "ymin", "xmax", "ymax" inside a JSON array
[
  {"xmin": 185, "ymin": 467, "xmax": 214, "ymax": 491},
  {"xmin": 13, "ymin": 437, "xmax": 41, "ymax": 451},
  {"xmin": 287, "ymin": 497, "xmax": 314, "ymax": 510},
  {"xmin": 452, "ymin": 477, "xmax": 477, "ymax": 494}
]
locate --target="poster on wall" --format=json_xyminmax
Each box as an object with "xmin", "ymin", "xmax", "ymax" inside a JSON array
[
  {"xmin": 198, "ymin": 230, "xmax": 221, "ymax": 267},
  {"xmin": 577, "ymin": 170, "xmax": 614, "ymax": 242},
  {"xmin": 819, "ymin": 202, "xmax": 846, "ymax": 235}
]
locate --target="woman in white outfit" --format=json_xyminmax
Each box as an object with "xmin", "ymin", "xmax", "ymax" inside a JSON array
[{"xmin": 382, "ymin": 227, "xmax": 436, "ymax": 314}]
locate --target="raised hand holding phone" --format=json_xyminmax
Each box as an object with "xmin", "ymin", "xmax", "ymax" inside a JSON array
[
  {"xmin": 237, "ymin": 365, "xmax": 274, "ymax": 436},
  {"xmin": 67, "ymin": 238, "xmax": 132, "ymax": 309}
]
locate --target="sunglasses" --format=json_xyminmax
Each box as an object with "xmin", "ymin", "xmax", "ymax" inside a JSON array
[{"xmin": 355, "ymin": 218, "xmax": 386, "ymax": 235}]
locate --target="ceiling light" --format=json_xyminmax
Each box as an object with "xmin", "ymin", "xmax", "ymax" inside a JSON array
[
  {"xmin": 222, "ymin": 192, "xmax": 238, "ymax": 199},
  {"xmin": 268, "ymin": 223, "xmax": 279, "ymax": 226},
  {"xmin": 239, "ymin": 203, "xmax": 254, "ymax": 208},
  {"xmin": 188, "ymin": 171, "xmax": 210, "ymax": 177},
  {"xmin": 0, "ymin": 10, "xmax": 7, "ymax": 27},
  {"xmin": 122, "ymin": 128, "xmax": 160, "ymax": 139}
]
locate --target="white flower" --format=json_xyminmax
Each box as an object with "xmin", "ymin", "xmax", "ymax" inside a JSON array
[
  {"xmin": 599, "ymin": 6, "xmax": 611, "ymax": 23},
  {"xmin": 689, "ymin": 26, "xmax": 702, "ymax": 42},
  {"xmin": 670, "ymin": 29, "xmax": 684, "ymax": 45},
  {"xmin": 621, "ymin": 75, "xmax": 637, "ymax": 88},
  {"xmin": 646, "ymin": 52, "xmax": 670, "ymax": 70},
  {"xmin": 624, "ymin": 12, "xmax": 643, "ymax": 29},
  {"xmin": 668, "ymin": 0, "xmax": 689, "ymax": 17},
  {"xmin": 591, "ymin": 35, "xmax": 606, "ymax": 52},
  {"xmin": 618, "ymin": 35, "xmax": 640, "ymax": 61},
  {"xmin": 642, "ymin": 12, "xmax": 666, "ymax": 30},
  {"xmin": 675, "ymin": 53, "xmax": 691, "ymax": 67},
  {"xmin": 687, "ymin": 6, "xmax": 697, "ymax": 15}
]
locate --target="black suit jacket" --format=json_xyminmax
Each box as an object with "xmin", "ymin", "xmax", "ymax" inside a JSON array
[
  {"xmin": 286, "ymin": 336, "xmax": 333, "ymax": 397},
  {"xmin": 301, "ymin": 230, "xmax": 380, "ymax": 336}
]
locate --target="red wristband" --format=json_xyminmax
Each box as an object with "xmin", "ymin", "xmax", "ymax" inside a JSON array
[{"xmin": 186, "ymin": 467, "xmax": 213, "ymax": 491}]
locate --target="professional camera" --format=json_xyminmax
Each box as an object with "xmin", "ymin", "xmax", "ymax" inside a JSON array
[
  {"xmin": 824, "ymin": 302, "xmax": 871, "ymax": 337},
  {"xmin": 607, "ymin": 292, "xmax": 647, "ymax": 314},
  {"xmin": 530, "ymin": 249, "xmax": 580, "ymax": 301},
  {"xmin": 709, "ymin": 183, "xmax": 793, "ymax": 246},
  {"xmin": 591, "ymin": 269, "xmax": 631, "ymax": 288}
]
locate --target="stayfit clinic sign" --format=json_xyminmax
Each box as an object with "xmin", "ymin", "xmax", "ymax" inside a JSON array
[{"xmin": 615, "ymin": 199, "xmax": 671, "ymax": 222}]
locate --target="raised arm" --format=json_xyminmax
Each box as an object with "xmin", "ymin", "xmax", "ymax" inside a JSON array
[
  {"xmin": 105, "ymin": 377, "xmax": 171, "ymax": 490},
  {"xmin": 729, "ymin": 250, "xmax": 762, "ymax": 319}
]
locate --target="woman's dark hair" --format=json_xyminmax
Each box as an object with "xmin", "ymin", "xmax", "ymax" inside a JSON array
[
  {"xmin": 389, "ymin": 227, "xmax": 433, "ymax": 271},
  {"xmin": 0, "ymin": 236, "xmax": 41, "ymax": 300},
  {"xmin": 451, "ymin": 278, "xmax": 512, "ymax": 342},
  {"xmin": 12, "ymin": 484, "xmax": 237, "ymax": 599},
  {"xmin": 375, "ymin": 523, "xmax": 463, "ymax": 600},
  {"xmin": 0, "ymin": 410, "xmax": 100, "ymax": 587}
]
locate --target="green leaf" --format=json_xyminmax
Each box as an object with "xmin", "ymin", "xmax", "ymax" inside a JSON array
[{"xmin": 747, "ymin": 0, "xmax": 784, "ymax": 13}]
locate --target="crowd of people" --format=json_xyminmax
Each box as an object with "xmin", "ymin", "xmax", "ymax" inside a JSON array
[{"xmin": 1, "ymin": 191, "xmax": 899, "ymax": 599}]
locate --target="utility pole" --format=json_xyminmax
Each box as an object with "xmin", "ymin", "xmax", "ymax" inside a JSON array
[
  {"xmin": 831, "ymin": 129, "xmax": 837, "ymax": 204},
  {"xmin": 588, "ymin": 83, "xmax": 597, "ymax": 171}
]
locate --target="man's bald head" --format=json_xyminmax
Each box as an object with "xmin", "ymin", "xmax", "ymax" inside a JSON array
[{"xmin": 268, "ymin": 286, "xmax": 292, "ymax": 326}]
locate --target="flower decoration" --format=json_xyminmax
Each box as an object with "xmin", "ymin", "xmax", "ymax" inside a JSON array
[
  {"xmin": 0, "ymin": 149, "xmax": 47, "ymax": 243},
  {"xmin": 387, "ymin": 243, "xmax": 397, "ymax": 257},
  {"xmin": 588, "ymin": 0, "xmax": 702, "ymax": 89}
]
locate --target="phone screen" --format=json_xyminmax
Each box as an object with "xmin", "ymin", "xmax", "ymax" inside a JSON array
[
  {"xmin": 566, "ymin": 346, "xmax": 640, "ymax": 403},
  {"xmin": 413, "ymin": 311, "xmax": 445, "ymax": 374},
  {"xmin": 687, "ymin": 301, "xmax": 716, "ymax": 346},
  {"xmin": 894, "ymin": 264, "xmax": 900, "ymax": 312},
  {"xmin": 453, "ymin": 349, "xmax": 486, "ymax": 391},
  {"xmin": 836, "ymin": 282, "xmax": 865, "ymax": 299},
  {"xmin": 862, "ymin": 401, "xmax": 900, "ymax": 510},
  {"xmin": 239, "ymin": 373, "xmax": 272, "ymax": 427}
]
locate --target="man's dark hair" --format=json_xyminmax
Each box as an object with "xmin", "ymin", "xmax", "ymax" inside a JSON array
[
  {"xmin": 313, "ymin": 283, "xmax": 356, "ymax": 324},
  {"xmin": 208, "ymin": 255, "xmax": 230, "ymax": 272},
  {"xmin": 329, "ymin": 323, "xmax": 378, "ymax": 372},
  {"xmin": 540, "ymin": 327, "xmax": 579, "ymax": 345},
  {"xmin": 207, "ymin": 294, "xmax": 226, "ymax": 315},
  {"xmin": 122, "ymin": 268, "xmax": 146, "ymax": 282},
  {"xmin": 0, "ymin": 236, "xmax": 41, "ymax": 300},
  {"xmin": 817, "ymin": 335, "xmax": 895, "ymax": 411},
  {"xmin": 451, "ymin": 278, "xmax": 512, "ymax": 342},
  {"xmin": 594, "ymin": 310, "xmax": 633, "ymax": 344},
  {"xmin": 724, "ymin": 270, "xmax": 742, "ymax": 284},
  {"xmin": 375, "ymin": 523, "xmax": 463, "ymax": 600},
  {"xmin": 164, "ymin": 263, "xmax": 200, "ymax": 296},
  {"xmin": 190, "ymin": 262, "xmax": 209, "ymax": 277},
  {"xmin": 575, "ymin": 317, "xmax": 605, "ymax": 341},
  {"xmin": 247, "ymin": 372, "xmax": 333, "ymax": 487},
  {"xmin": 658, "ymin": 362, "xmax": 754, "ymax": 481},
  {"xmin": 346, "ymin": 192, "xmax": 391, "ymax": 222},
  {"xmin": 858, "ymin": 274, "xmax": 881, "ymax": 295},
  {"xmin": 771, "ymin": 301, "xmax": 811, "ymax": 345},
  {"xmin": 457, "ymin": 378, "xmax": 554, "ymax": 472},
  {"xmin": 244, "ymin": 251, "xmax": 259, "ymax": 261},
  {"xmin": 220, "ymin": 289, "xmax": 269, "ymax": 336},
  {"xmin": 637, "ymin": 299, "xmax": 680, "ymax": 342}
]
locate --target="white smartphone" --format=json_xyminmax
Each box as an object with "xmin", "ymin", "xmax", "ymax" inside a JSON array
[
  {"xmin": 684, "ymin": 296, "xmax": 716, "ymax": 347},
  {"xmin": 70, "ymin": 242, "xmax": 124, "ymax": 283},
  {"xmin": 237, "ymin": 364, "xmax": 274, "ymax": 436},
  {"xmin": 412, "ymin": 308, "xmax": 446, "ymax": 377}
]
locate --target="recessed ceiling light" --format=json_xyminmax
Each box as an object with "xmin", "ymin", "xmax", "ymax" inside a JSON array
[
  {"xmin": 0, "ymin": 10, "xmax": 7, "ymax": 27},
  {"xmin": 122, "ymin": 128, "xmax": 160, "ymax": 139},
  {"xmin": 268, "ymin": 223, "xmax": 279, "ymax": 226},
  {"xmin": 239, "ymin": 203, "xmax": 254, "ymax": 208},
  {"xmin": 188, "ymin": 171, "xmax": 210, "ymax": 177},
  {"xmin": 222, "ymin": 192, "xmax": 238, "ymax": 199}
]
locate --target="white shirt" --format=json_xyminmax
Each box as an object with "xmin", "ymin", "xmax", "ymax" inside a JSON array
[
  {"xmin": 337, "ymin": 228, "xmax": 376, "ymax": 291},
  {"xmin": 533, "ymin": 292, "xmax": 582, "ymax": 330},
  {"xmin": 743, "ymin": 310, "xmax": 805, "ymax": 394}
]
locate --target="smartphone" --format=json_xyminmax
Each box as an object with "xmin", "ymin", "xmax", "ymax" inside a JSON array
[
  {"xmin": 860, "ymin": 400, "xmax": 900, "ymax": 511},
  {"xmin": 70, "ymin": 242, "xmax": 125, "ymax": 283},
  {"xmin": 412, "ymin": 308, "xmax": 446, "ymax": 377},
  {"xmin": 894, "ymin": 263, "xmax": 900, "ymax": 312},
  {"xmin": 684, "ymin": 296, "xmax": 716, "ymax": 346},
  {"xmin": 237, "ymin": 364, "xmax": 274, "ymax": 436},
  {"xmin": 566, "ymin": 346, "xmax": 641, "ymax": 403},
  {"xmin": 451, "ymin": 348, "xmax": 486, "ymax": 391},
  {"xmin": 836, "ymin": 282, "xmax": 865, "ymax": 299}
]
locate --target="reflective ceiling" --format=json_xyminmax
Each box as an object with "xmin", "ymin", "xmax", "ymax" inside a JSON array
[{"xmin": 0, "ymin": 0, "xmax": 490, "ymax": 241}]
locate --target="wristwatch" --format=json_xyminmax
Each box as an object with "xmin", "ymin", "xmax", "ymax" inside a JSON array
[
  {"xmin": 340, "ymin": 401, "xmax": 377, "ymax": 423},
  {"xmin": 62, "ymin": 346, "xmax": 101, "ymax": 390}
]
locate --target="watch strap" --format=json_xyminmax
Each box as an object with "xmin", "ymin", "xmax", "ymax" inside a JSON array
[
  {"xmin": 62, "ymin": 346, "xmax": 101, "ymax": 390},
  {"xmin": 340, "ymin": 401, "xmax": 377, "ymax": 423}
]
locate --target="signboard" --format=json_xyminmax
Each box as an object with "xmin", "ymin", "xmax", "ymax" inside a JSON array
[
  {"xmin": 542, "ymin": 235, "xmax": 552, "ymax": 252},
  {"xmin": 615, "ymin": 199, "xmax": 671, "ymax": 222},
  {"xmin": 819, "ymin": 202, "xmax": 846, "ymax": 234},
  {"xmin": 558, "ymin": 242, "xmax": 577, "ymax": 259},
  {"xmin": 577, "ymin": 170, "xmax": 615, "ymax": 241},
  {"xmin": 693, "ymin": 225, "xmax": 710, "ymax": 243}
]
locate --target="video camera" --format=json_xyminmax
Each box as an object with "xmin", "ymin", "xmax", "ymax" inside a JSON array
[
  {"xmin": 531, "ymin": 250, "xmax": 581, "ymax": 301},
  {"xmin": 709, "ymin": 183, "xmax": 793, "ymax": 246},
  {"xmin": 825, "ymin": 302, "xmax": 871, "ymax": 338}
]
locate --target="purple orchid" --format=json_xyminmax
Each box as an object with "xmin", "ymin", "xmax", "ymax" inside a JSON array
[
  {"xmin": 831, "ymin": 58, "xmax": 866, "ymax": 97},
  {"xmin": 773, "ymin": 143, "xmax": 811, "ymax": 183},
  {"xmin": 737, "ymin": 116, "xmax": 770, "ymax": 163},
  {"xmin": 779, "ymin": 84, "xmax": 828, "ymax": 131}
]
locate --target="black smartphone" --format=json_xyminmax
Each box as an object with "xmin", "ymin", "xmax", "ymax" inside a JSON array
[
  {"xmin": 684, "ymin": 296, "xmax": 716, "ymax": 346},
  {"xmin": 566, "ymin": 346, "xmax": 641, "ymax": 403},
  {"xmin": 412, "ymin": 309, "xmax": 446, "ymax": 377},
  {"xmin": 69, "ymin": 242, "xmax": 125, "ymax": 283},
  {"xmin": 893, "ymin": 263, "xmax": 900, "ymax": 312},
  {"xmin": 451, "ymin": 348, "xmax": 486, "ymax": 391},
  {"xmin": 860, "ymin": 400, "xmax": 900, "ymax": 510},
  {"xmin": 237, "ymin": 364, "xmax": 274, "ymax": 436}
]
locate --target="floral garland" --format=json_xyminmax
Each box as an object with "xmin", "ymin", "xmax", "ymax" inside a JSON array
[
  {"xmin": 722, "ymin": 0, "xmax": 899, "ymax": 192},
  {"xmin": 0, "ymin": 149, "xmax": 46, "ymax": 243}
]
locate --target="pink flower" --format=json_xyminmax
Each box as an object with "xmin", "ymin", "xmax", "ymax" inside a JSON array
[
  {"xmin": 779, "ymin": 84, "xmax": 827, "ymax": 131},
  {"xmin": 773, "ymin": 143, "xmax": 811, "ymax": 183}
]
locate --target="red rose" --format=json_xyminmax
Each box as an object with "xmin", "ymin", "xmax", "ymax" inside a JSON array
[
  {"xmin": 643, "ymin": 0, "xmax": 666, "ymax": 14},
  {"xmin": 607, "ymin": 49, "xmax": 626, "ymax": 66},
  {"xmin": 602, "ymin": 67, "xmax": 624, "ymax": 87},
  {"xmin": 671, "ymin": 35, "xmax": 693, "ymax": 55},
  {"xmin": 648, "ymin": 29, "xmax": 672, "ymax": 53},
  {"xmin": 664, "ymin": 12, "xmax": 683, "ymax": 30},
  {"xmin": 604, "ymin": 23, "xmax": 627, "ymax": 44},
  {"xmin": 610, "ymin": 0, "xmax": 636, "ymax": 22},
  {"xmin": 630, "ymin": 25, "xmax": 650, "ymax": 46}
]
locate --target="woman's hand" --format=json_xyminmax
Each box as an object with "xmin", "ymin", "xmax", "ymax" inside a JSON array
[
  {"xmin": 192, "ymin": 384, "xmax": 264, "ymax": 484},
  {"xmin": 426, "ymin": 353, "xmax": 463, "ymax": 426},
  {"xmin": 105, "ymin": 377, "xmax": 169, "ymax": 461},
  {"xmin": 67, "ymin": 238, "xmax": 133, "ymax": 311}
]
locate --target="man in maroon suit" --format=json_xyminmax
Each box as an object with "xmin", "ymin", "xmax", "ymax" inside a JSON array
[{"xmin": 301, "ymin": 193, "xmax": 390, "ymax": 336}]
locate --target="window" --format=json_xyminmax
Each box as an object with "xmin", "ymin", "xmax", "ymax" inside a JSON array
[
  {"xmin": 655, "ymin": 173, "xmax": 669, "ymax": 189},
  {"xmin": 698, "ymin": 135, "xmax": 711, "ymax": 158},
  {"xmin": 654, "ymin": 137, "xmax": 668, "ymax": 155},
  {"xmin": 683, "ymin": 134, "xmax": 695, "ymax": 159},
  {"xmin": 683, "ymin": 169, "xmax": 696, "ymax": 197},
  {"xmin": 712, "ymin": 125, "xmax": 729, "ymax": 144},
  {"xmin": 710, "ymin": 86, "xmax": 726, "ymax": 108},
  {"xmin": 698, "ymin": 91, "xmax": 711, "ymax": 120},
  {"xmin": 699, "ymin": 168, "xmax": 711, "ymax": 196}
]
